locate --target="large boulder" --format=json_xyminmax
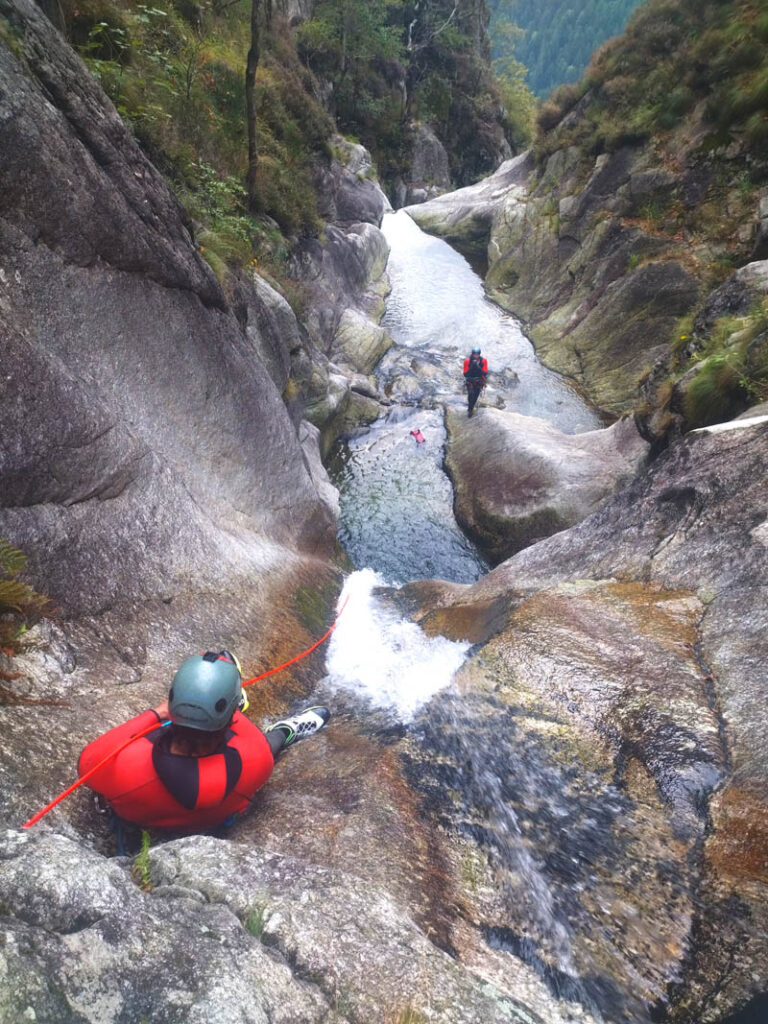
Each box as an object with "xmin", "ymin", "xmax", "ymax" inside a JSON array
[
  {"xmin": 315, "ymin": 136, "xmax": 390, "ymax": 228},
  {"xmin": 331, "ymin": 307, "xmax": 393, "ymax": 374},
  {"xmin": 293, "ymin": 221, "xmax": 391, "ymax": 350},
  {"xmin": 445, "ymin": 408, "xmax": 649, "ymax": 562},
  {"xmin": 406, "ymin": 152, "xmax": 534, "ymax": 256}
]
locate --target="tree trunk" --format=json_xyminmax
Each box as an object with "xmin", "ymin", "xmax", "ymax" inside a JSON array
[{"xmin": 245, "ymin": 0, "xmax": 261, "ymax": 212}]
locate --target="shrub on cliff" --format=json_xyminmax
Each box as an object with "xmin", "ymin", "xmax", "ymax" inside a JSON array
[
  {"xmin": 0, "ymin": 540, "xmax": 48, "ymax": 655},
  {"xmin": 679, "ymin": 301, "xmax": 768, "ymax": 427},
  {"xmin": 536, "ymin": 0, "xmax": 768, "ymax": 170},
  {"xmin": 60, "ymin": 0, "xmax": 331, "ymax": 258}
]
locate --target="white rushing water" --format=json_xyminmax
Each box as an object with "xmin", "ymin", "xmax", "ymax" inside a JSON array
[
  {"xmin": 325, "ymin": 570, "xmax": 470, "ymax": 721},
  {"xmin": 380, "ymin": 210, "xmax": 601, "ymax": 434}
]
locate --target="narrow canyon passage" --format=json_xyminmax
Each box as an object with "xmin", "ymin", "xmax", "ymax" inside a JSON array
[{"xmin": 319, "ymin": 211, "xmax": 627, "ymax": 1023}]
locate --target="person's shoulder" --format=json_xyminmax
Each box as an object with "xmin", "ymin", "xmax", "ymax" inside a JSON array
[{"xmin": 230, "ymin": 710, "xmax": 264, "ymax": 736}]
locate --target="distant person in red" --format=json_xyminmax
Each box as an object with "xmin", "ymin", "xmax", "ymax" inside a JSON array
[
  {"xmin": 79, "ymin": 650, "xmax": 330, "ymax": 841},
  {"xmin": 463, "ymin": 346, "xmax": 488, "ymax": 417}
]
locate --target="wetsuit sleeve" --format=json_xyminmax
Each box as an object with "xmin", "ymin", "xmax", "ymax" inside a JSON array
[
  {"xmin": 78, "ymin": 710, "xmax": 163, "ymax": 776},
  {"xmin": 463, "ymin": 358, "xmax": 470, "ymax": 375},
  {"xmin": 482, "ymin": 358, "xmax": 488, "ymax": 374}
]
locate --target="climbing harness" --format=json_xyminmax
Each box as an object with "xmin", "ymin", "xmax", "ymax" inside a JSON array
[{"xmin": 22, "ymin": 593, "xmax": 349, "ymax": 829}]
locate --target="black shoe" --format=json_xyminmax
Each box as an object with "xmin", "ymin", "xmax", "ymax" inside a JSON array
[{"xmin": 266, "ymin": 706, "xmax": 331, "ymax": 746}]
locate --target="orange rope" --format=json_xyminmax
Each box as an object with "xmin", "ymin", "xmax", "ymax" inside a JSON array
[
  {"xmin": 22, "ymin": 719, "xmax": 166, "ymax": 829},
  {"xmin": 22, "ymin": 594, "xmax": 349, "ymax": 829}
]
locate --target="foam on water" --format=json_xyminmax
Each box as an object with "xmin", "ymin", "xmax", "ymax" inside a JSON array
[{"xmin": 326, "ymin": 570, "xmax": 470, "ymax": 721}]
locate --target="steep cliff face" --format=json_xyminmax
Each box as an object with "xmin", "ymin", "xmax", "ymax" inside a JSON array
[
  {"xmin": 0, "ymin": 0, "xmax": 366, "ymax": 847},
  {"xmin": 0, "ymin": 0, "xmax": 339, "ymax": 621}
]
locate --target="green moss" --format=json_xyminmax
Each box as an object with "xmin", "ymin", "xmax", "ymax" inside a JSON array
[
  {"xmin": 670, "ymin": 314, "xmax": 695, "ymax": 362},
  {"xmin": 680, "ymin": 300, "xmax": 768, "ymax": 426},
  {"xmin": 0, "ymin": 14, "xmax": 25, "ymax": 58},
  {"xmin": 683, "ymin": 351, "xmax": 747, "ymax": 427},
  {"xmin": 244, "ymin": 905, "xmax": 266, "ymax": 939},
  {"xmin": 132, "ymin": 830, "xmax": 153, "ymax": 890},
  {"xmin": 294, "ymin": 582, "xmax": 338, "ymax": 635}
]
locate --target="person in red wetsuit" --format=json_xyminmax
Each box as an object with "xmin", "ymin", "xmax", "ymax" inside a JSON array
[
  {"xmin": 463, "ymin": 346, "xmax": 488, "ymax": 417},
  {"xmin": 79, "ymin": 649, "xmax": 330, "ymax": 833}
]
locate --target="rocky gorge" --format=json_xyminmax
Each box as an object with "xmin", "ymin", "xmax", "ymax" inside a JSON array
[{"xmin": 1, "ymin": 1, "xmax": 767, "ymax": 1024}]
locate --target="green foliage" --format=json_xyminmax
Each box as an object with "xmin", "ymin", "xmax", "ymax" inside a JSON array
[
  {"xmin": 536, "ymin": 81, "xmax": 583, "ymax": 132},
  {"xmin": 531, "ymin": 0, "xmax": 768, "ymax": 190},
  {"xmin": 0, "ymin": 540, "xmax": 48, "ymax": 652},
  {"xmin": 487, "ymin": 0, "xmax": 644, "ymax": 98},
  {"xmin": 132, "ymin": 830, "xmax": 153, "ymax": 889},
  {"xmin": 244, "ymin": 905, "xmax": 266, "ymax": 939},
  {"xmin": 297, "ymin": 0, "xmax": 520, "ymax": 186},
  {"xmin": 297, "ymin": 0, "xmax": 406, "ymax": 180},
  {"xmin": 65, "ymin": 0, "xmax": 330, "ymax": 244},
  {"xmin": 683, "ymin": 350, "xmax": 748, "ymax": 427},
  {"xmin": 494, "ymin": 55, "xmax": 536, "ymax": 149},
  {"xmin": 679, "ymin": 300, "xmax": 768, "ymax": 426}
]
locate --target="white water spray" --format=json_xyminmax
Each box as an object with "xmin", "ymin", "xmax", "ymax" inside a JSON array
[{"xmin": 326, "ymin": 570, "xmax": 470, "ymax": 721}]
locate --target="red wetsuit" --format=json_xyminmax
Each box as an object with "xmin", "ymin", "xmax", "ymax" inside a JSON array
[{"xmin": 79, "ymin": 709, "xmax": 274, "ymax": 830}]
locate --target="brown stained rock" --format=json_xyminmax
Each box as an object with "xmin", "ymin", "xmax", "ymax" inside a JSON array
[
  {"xmin": 416, "ymin": 595, "xmax": 512, "ymax": 644},
  {"xmin": 1, "ymin": 557, "xmax": 342, "ymax": 838},
  {"xmin": 493, "ymin": 581, "xmax": 724, "ymax": 816},
  {"xmin": 444, "ymin": 408, "xmax": 649, "ymax": 563},
  {"xmin": 707, "ymin": 786, "xmax": 768, "ymax": 884},
  {"xmin": 403, "ymin": 578, "xmax": 724, "ymax": 1020}
]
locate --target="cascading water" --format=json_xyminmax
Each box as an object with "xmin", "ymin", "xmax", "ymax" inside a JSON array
[
  {"xmin": 324, "ymin": 211, "xmax": 617, "ymax": 1022},
  {"xmin": 325, "ymin": 569, "xmax": 471, "ymax": 720}
]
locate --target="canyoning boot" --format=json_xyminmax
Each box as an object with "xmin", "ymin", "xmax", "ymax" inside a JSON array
[{"xmin": 266, "ymin": 706, "xmax": 331, "ymax": 747}]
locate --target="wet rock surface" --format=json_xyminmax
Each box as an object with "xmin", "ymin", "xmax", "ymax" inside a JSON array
[
  {"xmin": 444, "ymin": 409, "xmax": 649, "ymax": 562},
  {"xmin": 406, "ymin": 418, "xmax": 768, "ymax": 1022},
  {"xmin": 408, "ymin": 143, "xmax": 768, "ymax": 425}
]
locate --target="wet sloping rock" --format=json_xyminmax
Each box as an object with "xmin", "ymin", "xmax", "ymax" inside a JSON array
[
  {"xmin": 0, "ymin": 0, "xmax": 336, "ymax": 617},
  {"xmin": 444, "ymin": 408, "xmax": 649, "ymax": 562},
  {"xmin": 404, "ymin": 579, "xmax": 723, "ymax": 1024},
  {"xmin": 0, "ymin": 0, "xmax": 348, "ymax": 845},
  {"xmin": 405, "ymin": 419, "xmax": 768, "ymax": 1022},
  {"xmin": 408, "ymin": 134, "xmax": 767, "ymax": 423}
]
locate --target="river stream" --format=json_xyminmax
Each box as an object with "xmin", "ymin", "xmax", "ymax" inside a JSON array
[{"xmin": 324, "ymin": 212, "xmax": 616, "ymax": 1023}]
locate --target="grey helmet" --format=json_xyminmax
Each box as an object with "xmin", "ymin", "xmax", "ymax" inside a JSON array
[
  {"xmin": 169, "ymin": 650, "xmax": 242, "ymax": 731},
  {"xmin": 471, "ymin": 346, "xmax": 481, "ymax": 355}
]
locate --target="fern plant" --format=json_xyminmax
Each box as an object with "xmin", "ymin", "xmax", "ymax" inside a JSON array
[{"xmin": 0, "ymin": 539, "xmax": 48, "ymax": 652}]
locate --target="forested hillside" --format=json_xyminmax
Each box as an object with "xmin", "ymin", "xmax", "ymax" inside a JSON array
[
  {"xmin": 34, "ymin": 0, "xmax": 528, "ymax": 296},
  {"xmin": 488, "ymin": 0, "xmax": 643, "ymax": 96}
]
